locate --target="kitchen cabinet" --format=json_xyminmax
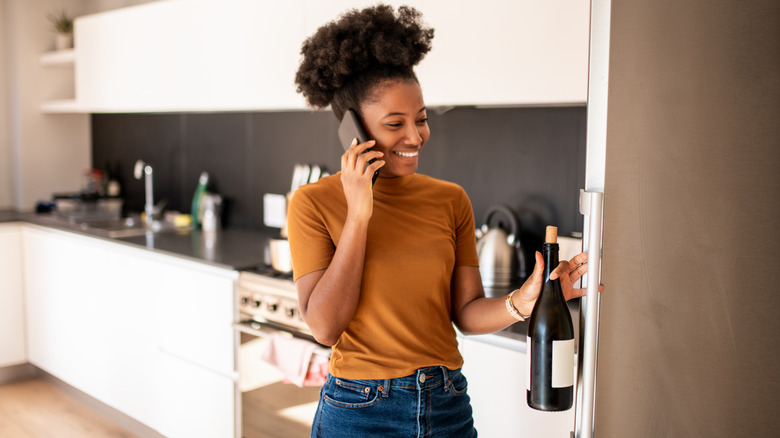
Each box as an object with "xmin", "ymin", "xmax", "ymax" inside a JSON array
[
  {"xmin": 39, "ymin": 49, "xmax": 79, "ymax": 113},
  {"xmin": 416, "ymin": 0, "xmax": 590, "ymax": 106},
  {"xmin": 72, "ymin": 0, "xmax": 587, "ymax": 113},
  {"xmin": 460, "ymin": 335, "xmax": 575, "ymax": 437},
  {"xmin": 0, "ymin": 223, "xmax": 25, "ymax": 368},
  {"xmin": 75, "ymin": 0, "xmax": 307, "ymax": 112},
  {"xmin": 21, "ymin": 225, "xmax": 237, "ymax": 438}
]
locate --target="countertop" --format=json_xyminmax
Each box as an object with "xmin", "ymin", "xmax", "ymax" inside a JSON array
[
  {"xmin": 4, "ymin": 210, "xmax": 273, "ymax": 271},
  {"xmin": 2, "ymin": 209, "xmax": 540, "ymax": 350}
]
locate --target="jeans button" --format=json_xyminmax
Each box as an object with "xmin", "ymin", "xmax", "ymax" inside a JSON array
[{"xmin": 419, "ymin": 374, "xmax": 426, "ymax": 383}]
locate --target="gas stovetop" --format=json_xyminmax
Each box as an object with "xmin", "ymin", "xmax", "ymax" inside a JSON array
[{"xmin": 239, "ymin": 264, "xmax": 294, "ymax": 281}]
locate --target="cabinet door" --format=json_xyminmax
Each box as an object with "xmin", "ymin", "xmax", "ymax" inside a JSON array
[
  {"xmin": 151, "ymin": 255, "xmax": 237, "ymax": 376},
  {"xmin": 0, "ymin": 224, "xmax": 25, "ymax": 367},
  {"xmin": 460, "ymin": 336, "xmax": 575, "ymax": 437},
  {"xmin": 414, "ymin": 0, "xmax": 590, "ymax": 106},
  {"xmin": 21, "ymin": 226, "xmax": 237, "ymax": 436},
  {"xmin": 155, "ymin": 351, "xmax": 237, "ymax": 438},
  {"xmin": 76, "ymin": 0, "xmax": 307, "ymax": 112},
  {"xmin": 22, "ymin": 226, "xmax": 159, "ymax": 427}
]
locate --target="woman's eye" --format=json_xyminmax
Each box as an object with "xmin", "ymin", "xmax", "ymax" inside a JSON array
[{"xmin": 417, "ymin": 118, "xmax": 428, "ymax": 124}]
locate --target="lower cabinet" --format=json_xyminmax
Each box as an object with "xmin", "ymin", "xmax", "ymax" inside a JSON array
[
  {"xmin": 155, "ymin": 351, "xmax": 237, "ymax": 438},
  {"xmin": 22, "ymin": 225, "xmax": 237, "ymax": 437},
  {"xmin": 0, "ymin": 223, "xmax": 25, "ymax": 368},
  {"xmin": 460, "ymin": 336, "xmax": 575, "ymax": 438}
]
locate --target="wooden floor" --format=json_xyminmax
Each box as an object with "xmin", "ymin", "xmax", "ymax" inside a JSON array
[{"xmin": 0, "ymin": 378, "xmax": 138, "ymax": 438}]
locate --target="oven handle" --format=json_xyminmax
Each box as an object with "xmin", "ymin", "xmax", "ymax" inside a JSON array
[
  {"xmin": 233, "ymin": 320, "xmax": 331, "ymax": 358},
  {"xmin": 233, "ymin": 320, "xmax": 295, "ymax": 339}
]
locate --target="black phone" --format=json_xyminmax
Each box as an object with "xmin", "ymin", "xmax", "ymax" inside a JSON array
[{"xmin": 338, "ymin": 109, "xmax": 380, "ymax": 185}]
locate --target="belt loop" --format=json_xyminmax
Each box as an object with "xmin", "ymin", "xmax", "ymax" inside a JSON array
[
  {"xmin": 381, "ymin": 379, "xmax": 391, "ymax": 398},
  {"xmin": 441, "ymin": 366, "xmax": 450, "ymax": 391}
]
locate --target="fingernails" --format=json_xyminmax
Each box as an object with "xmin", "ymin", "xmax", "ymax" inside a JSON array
[{"xmin": 351, "ymin": 138, "xmax": 358, "ymax": 146}]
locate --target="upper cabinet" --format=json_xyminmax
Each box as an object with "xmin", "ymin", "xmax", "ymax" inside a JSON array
[
  {"xmin": 71, "ymin": 0, "xmax": 589, "ymax": 113},
  {"xmin": 75, "ymin": 0, "xmax": 307, "ymax": 112},
  {"xmin": 417, "ymin": 0, "xmax": 590, "ymax": 107}
]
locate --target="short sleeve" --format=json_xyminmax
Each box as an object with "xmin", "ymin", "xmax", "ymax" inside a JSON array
[
  {"xmin": 287, "ymin": 190, "xmax": 336, "ymax": 282},
  {"xmin": 453, "ymin": 188, "xmax": 480, "ymax": 267}
]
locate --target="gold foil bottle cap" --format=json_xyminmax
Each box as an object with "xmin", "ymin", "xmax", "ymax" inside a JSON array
[{"xmin": 545, "ymin": 226, "xmax": 558, "ymax": 244}]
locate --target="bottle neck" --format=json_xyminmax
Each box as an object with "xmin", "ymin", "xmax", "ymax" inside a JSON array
[{"xmin": 543, "ymin": 243, "xmax": 560, "ymax": 282}]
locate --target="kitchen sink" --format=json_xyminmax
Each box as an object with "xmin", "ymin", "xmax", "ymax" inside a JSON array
[
  {"xmin": 33, "ymin": 213, "xmax": 185, "ymax": 238},
  {"xmin": 82, "ymin": 216, "xmax": 181, "ymax": 238}
]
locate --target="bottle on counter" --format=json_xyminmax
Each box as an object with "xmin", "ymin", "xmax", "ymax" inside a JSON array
[
  {"xmin": 191, "ymin": 172, "xmax": 209, "ymax": 229},
  {"xmin": 104, "ymin": 162, "xmax": 121, "ymax": 197},
  {"xmin": 527, "ymin": 225, "xmax": 575, "ymax": 411}
]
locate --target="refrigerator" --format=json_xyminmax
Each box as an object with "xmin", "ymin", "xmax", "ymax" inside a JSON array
[{"xmin": 575, "ymin": 0, "xmax": 780, "ymax": 436}]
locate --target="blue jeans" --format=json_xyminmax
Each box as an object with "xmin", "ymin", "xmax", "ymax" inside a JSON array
[{"xmin": 310, "ymin": 366, "xmax": 477, "ymax": 438}]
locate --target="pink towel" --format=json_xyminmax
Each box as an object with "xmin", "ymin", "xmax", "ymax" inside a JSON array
[
  {"xmin": 302, "ymin": 354, "xmax": 330, "ymax": 387},
  {"xmin": 260, "ymin": 333, "xmax": 329, "ymax": 387}
]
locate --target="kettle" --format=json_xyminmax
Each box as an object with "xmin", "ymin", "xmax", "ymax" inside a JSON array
[{"xmin": 476, "ymin": 205, "xmax": 527, "ymax": 289}]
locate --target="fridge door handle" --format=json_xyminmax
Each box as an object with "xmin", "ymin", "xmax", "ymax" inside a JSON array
[{"xmin": 574, "ymin": 189, "xmax": 604, "ymax": 438}]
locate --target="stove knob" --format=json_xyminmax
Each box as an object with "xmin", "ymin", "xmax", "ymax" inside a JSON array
[
  {"xmin": 241, "ymin": 296, "xmax": 249, "ymax": 305},
  {"xmin": 285, "ymin": 307, "xmax": 296, "ymax": 318},
  {"xmin": 253, "ymin": 299, "xmax": 262, "ymax": 308},
  {"xmin": 267, "ymin": 302, "xmax": 279, "ymax": 312}
]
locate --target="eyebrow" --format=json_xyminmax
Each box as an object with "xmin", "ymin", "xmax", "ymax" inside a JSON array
[{"xmin": 382, "ymin": 107, "xmax": 427, "ymax": 118}]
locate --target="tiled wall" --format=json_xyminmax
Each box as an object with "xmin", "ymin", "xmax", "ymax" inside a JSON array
[{"xmin": 92, "ymin": 106, "xmax": 586, "ymax": 243}]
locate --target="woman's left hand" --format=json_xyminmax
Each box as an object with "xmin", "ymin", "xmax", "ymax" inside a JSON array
[
  {"xmin": 511, "ymin": 251, "xmax": 592, "ymax": 314},
  {"xmin": 551, "ymin": 252, "xmax": 590, "ymax": 301}
]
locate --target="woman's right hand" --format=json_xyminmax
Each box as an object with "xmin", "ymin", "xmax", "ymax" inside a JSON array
[{"xmin": 340, "ymin": 138, "xmax": 384, "ymax": 222}]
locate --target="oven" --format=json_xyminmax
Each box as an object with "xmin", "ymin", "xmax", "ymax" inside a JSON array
[{"xmin": 233, "ymin": 268, "xmax": 330, "ymax": 438}]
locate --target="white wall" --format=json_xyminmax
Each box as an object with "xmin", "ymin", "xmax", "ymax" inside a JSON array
[
  {"xmin": 0, "ymin": 0, "xmax": 158, "ymax": 211},
  {"xmin": 2, "ymin": 0, "xmax": 89, "ymax": 211},
  {"xmin": 0, "ymin": 0, "xmax": 14, "ymax": 208}
]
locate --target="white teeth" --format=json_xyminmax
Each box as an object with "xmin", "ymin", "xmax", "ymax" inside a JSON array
[{"xmin": 394, "ymin": 150, "xmax": 418, "ymax": 158}]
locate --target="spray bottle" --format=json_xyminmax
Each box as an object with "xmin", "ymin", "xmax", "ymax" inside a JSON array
[{"xmin": 191, "ymin": 172, "xmax": 209, "ymax": 228}]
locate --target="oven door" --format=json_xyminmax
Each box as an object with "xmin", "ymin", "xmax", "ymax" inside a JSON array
[{"xmin": 233, "ymin": 320, "xmax": 327, "ymax": 438}]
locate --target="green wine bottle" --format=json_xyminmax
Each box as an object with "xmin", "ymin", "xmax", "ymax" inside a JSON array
[{"xmin": 527, "ymin": 226, "xmax": 575, "ymax": 411}]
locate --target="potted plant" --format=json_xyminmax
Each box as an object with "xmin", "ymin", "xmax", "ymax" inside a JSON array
[{"xmin": 47, "ymin": 9, "xmax": 73, "ymax": 50}]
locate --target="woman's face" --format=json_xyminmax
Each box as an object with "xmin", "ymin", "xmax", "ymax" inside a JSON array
[{"xmin": 359, "ymin": 80, "xmax": 430, "ymax": 178}]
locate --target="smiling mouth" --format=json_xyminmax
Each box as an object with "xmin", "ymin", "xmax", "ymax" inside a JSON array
[{"xmin": 394, "ymin": 150, "xmax": 418, "ymax": 158}]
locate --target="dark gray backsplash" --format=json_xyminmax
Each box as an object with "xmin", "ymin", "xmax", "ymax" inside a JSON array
[{"xmin": 92, "ymin": 106, "xmax": 586, "ymax": 243}]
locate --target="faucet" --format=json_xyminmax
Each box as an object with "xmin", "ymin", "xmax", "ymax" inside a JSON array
[{"xmin": 134, "ymin": 160, "xmax": 154, "ymax": 227}]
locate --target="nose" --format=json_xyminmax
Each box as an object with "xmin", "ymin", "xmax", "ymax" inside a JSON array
[{"xmin": 403, "ymin": 124, "xmax": 423, "ymax": 145}]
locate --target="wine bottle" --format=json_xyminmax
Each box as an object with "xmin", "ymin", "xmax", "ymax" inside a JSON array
[{"xmin": 527, "ymin": 226, "xmax": 575, "ymax": 411}]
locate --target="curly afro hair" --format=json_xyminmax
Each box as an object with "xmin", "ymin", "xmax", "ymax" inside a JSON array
[{"xmin": 294, "ymin": 4, "xmax": 434, "ymax": 120}]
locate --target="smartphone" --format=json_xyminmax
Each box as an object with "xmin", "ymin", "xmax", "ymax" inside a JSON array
[{"xmin": 338, "ymin": 109, "xmax": 380, "ymax": 185}]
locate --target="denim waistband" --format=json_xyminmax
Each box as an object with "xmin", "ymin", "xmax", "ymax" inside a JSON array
[{"xmin": 329, "ymin": 366, "xmax": 459, "ymax": 398}]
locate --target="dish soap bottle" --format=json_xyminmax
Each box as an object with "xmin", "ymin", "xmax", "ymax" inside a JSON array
[{"xmin": 191, "ymin": 172, "xmax": 209, "ymax": 228}]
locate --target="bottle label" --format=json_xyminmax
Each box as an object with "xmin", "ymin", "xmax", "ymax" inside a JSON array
[{"xmin": 552, "ymin": 339, "xmax": 575, "ymax": 388}]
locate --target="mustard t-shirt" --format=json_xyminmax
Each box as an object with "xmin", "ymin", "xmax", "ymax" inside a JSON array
[{"xmin": 287, "ymin": 173, "xmax": 479, "ymax": 379}]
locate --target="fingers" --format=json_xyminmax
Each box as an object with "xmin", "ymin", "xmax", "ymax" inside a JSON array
[
  {"xmin": 549, "ymin": 261, "xmax": 568, "ymax": 281},
  {"xmin": 565, "ymin": 284, "xmax": 605, "ymax": 301},
  {"xmin": 550, "ymin": 252, "xmax": 590, "ymax": 281},
  {"xmin": 567, "ymin": 287, "xmax": 587, "ymax": 300},
  {"xmin": 342, "ymin": 139, "xmax": 383, "ymax": 179},
  {"xmin": 569, "ymin": 252, "xmax": 589, "ymax": 266},
  {"xmin": 530, "ymin": 251, "xmax": 544, "ymax": 279}
]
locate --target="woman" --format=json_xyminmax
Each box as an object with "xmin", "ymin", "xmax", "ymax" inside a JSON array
[{"xmin": 288, "ymin": 5, "xmax": 590, "ymax": 437}]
